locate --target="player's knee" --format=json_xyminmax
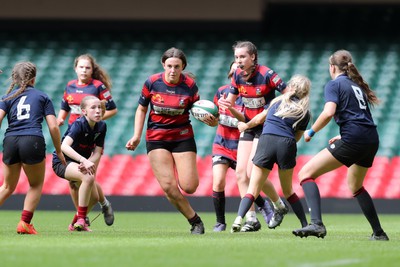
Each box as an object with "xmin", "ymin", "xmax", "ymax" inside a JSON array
[
  {"xmin": 235, "ymin": 172, "xmax": 249, "ymax": 184},
  {"xmin": 182, "ymin": 185, "xmax": 197, "ymax": 194},
  {"xmin": 180, "ymin": 179, "xmax": 199, "ymax": 194},
  {"xmin": 82, "ymin": 174, "xmax": 95, "ymax": 185},
  {"xmin": 212, "ymin": 182, "xmax": 225, "ymax": 192},
  {"xmin": 297, "ymin": 168, "xmax": 308, "ymax": 181}
]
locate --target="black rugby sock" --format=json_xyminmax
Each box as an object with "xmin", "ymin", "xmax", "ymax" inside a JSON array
[
  {"xmin": 238, "ymin": 194, "xmax": 255, "ymax": 218},
  {"xmin": 301, "ymin": 178, "xmax": 323, "ymax": 225},
  {"xmin": 254, "ymin": 195, "xmax": 266, "ymax": 208},
  {"xmin": 287, "ymin": 193, "xmax": 308, "ymax": 227},
  {"xmin": 354, "ymin": 186, "xmax": 384, "ymax": 234},
  {"xmin": 188, "ymin": 213, "xmax": 202, "ymax": 225},
  {"xmin": 212, "ymin": 191, "xmax": 226, "ymax": 224}
]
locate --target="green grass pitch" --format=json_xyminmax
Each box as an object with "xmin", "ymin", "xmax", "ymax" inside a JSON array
[{"xmin": 0, "ymin": 211, "xmax": 399, "ymax": 267}]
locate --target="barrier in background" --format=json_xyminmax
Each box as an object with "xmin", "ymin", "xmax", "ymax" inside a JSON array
[{"xmin": 0, "ymin": 154, "xmax": 398, "ymax": 199}]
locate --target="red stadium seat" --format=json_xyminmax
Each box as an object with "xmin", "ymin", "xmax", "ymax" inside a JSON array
[
  {"xmin": 95, "ymin": 155, "xmax": 112, "ymax": 185},
  {"xmin": 364, "ymin": 156, "xmax": 390, "ymax": 198},
  {"xmin": 42, "ymin": 155, "xmax": 66, "ymax": 195},
  {"xmin": 105, "ymin": 154, "xmax": 134, "ymax": 195},
  {"xmin": 122, "ymin": 155, "xmax": 154, "ymax": 195},
  {"xmin": 383, "ymin": 156, "xmax": 400, "ymax": 198},
  {"xmin": 193, "ymin": 156, "xmax": 213, "ymax": 196},
  {"xmin": 0, "ymin": 153, "xmax": 398, "ymax": 199},
  {"xmin": 120, "ymin": 154, "xmax": 164, "ymax": 196}
]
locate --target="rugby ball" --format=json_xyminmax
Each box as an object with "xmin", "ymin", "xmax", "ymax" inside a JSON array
[{"xmin": 191, "ymin": 100, "xmax": 219, "ymax": 122}]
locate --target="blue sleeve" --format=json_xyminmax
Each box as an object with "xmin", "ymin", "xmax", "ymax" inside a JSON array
[
  {"xmin": 43, "ymin": 96, "xmax": 56, "ymax": 116},
  {"xmin": 0, "ymin": 99, "xmax": 8, "ymax": 112},
  {"xmin": 296, "ymin": 112, "xmax": 311, "ymax": 131},
  {"xmin": 95, "ymin": 123, "xmax": 107, "ymax": 147},
  {"xmin": 229, "ymin": 73, "xmax": 239, "ymax": 95},
  {"xmin": 60, "ymin": 98, "xmax": 71, "ymax": 112},
  {"xmin": 105, "ymin": 99, "xmax": 117, "ymax": 110},
  {"xmin": 324, "ymin": 80, "xmax": 340, "ymax": 104},
  {"xmin": 138, "ymin": 79, "xmax": 151, "ymax": 106},
  {"xmin": 67, "ymin": 120, "xmax": 82, "ymax": 141},
  {"xmin": 267, "ymin": 69, "xmax": 287, "ymax": 93}
]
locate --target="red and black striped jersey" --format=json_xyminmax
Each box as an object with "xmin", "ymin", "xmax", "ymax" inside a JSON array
[
  {"xmin": 60, "ymin": 78, "xmax": 117, "ymax": 125},
  {"xmin": 230, "ymin": 64, "xmax": 286, "ymax": 122},
  {"xmin": 212, "ymin": 84, "xmax": 243, "ymax": 161},
  {"xmin": 139, "ymin": 73, "xmax": 199, "ymax": 142}
]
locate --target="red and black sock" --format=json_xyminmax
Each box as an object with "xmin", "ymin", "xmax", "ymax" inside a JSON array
[
  {"xmin": 238, "ymin": 193, "xmax": 255, "ymax": 218},
  {"xmin": 188, "ymin": 213, "xmax": 202, "ymax": 225},
  {"xmin": 287, "ymin": 193, "xmax": 308, "ymax": 227},
  {"xmin": 353, "ymin": 186, "xmax": 384, "ymax": 235}
]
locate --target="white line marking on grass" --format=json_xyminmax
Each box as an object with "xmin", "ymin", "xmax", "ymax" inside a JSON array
[{"xmin": 297, "ymin": 258, "xmax": 364, "ymax": 267}]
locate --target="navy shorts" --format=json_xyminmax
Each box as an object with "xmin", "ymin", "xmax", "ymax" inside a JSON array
[
  {"xmin": 327, "ymin": 139, "xmax": 379, "ymax": 168},
  {"xmin": 252, "ymin": 134, "xmax": 297, "ymax": 170},
  {"xmin": 240, "ymin": 125, "xmax": 263, "ymax": 141},
  {"xmin": 52, "ymin": 160, "xmax": 74, "ymax": 179},
  {"xmin": 212, "ymin": 155, "xmax": 237, "ymax": 170},
  {"xmin": 146, "ymin": 138, "xmax": 197, "ymax": 153},
  {"xmin": 2, "ymin": 135, "xmax": 46, "ymax": 165}
]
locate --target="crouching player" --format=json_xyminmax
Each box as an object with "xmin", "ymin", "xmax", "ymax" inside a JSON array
[{"xmin": 52, "ymin": 96, "xmax": 107, "ymax": 231}]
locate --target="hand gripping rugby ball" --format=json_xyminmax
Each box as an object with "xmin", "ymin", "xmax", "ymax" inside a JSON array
[{"xmin": 191, "ymin": 99, "xmax": 219, "ymax": 122}]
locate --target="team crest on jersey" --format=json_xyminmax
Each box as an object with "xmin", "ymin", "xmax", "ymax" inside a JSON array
[
  {"xmin": 152, "ymin": 94, "xmax": 164, "ymax": 103},
  {"xmin": 66, "ymin": 94, "xmax": 74, "ymax": 103},
  {"xmin": 238, "ymin": 85, "xmax": 247, "ymax": 94}
]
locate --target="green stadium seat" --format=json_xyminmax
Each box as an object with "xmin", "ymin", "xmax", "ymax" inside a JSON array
[{"xmin": 1, "ymin": 30, "xmax": 400, "ymax": 158}]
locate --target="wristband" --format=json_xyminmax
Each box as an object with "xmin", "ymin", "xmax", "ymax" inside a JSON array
[{"xmin": 308, "ymin": 128, "xmax": 315, "ymax": 137}]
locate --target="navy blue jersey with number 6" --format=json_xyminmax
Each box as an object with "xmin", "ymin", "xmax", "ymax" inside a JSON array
[{"xmin": 0, "ymin": 86, "xmax": 56, "ymax": 138}]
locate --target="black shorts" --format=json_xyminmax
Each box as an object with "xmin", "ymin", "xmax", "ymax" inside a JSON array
[
  {"xmin": 240, "ymin": 125, "xmax": 263, "ymax": 141},
  {"xmin": 252, "ymin": 134, "xmax": 297, "ymax": 170},
  {"xmin": 2, "ymin": 135, "xmax": 46, "ymax": 165},
  {"xmin": 52, "ymin": 160, "xmax": 74, "ymax": 179},
  {"xmin": 146, "ymin": 138, "xmax": 197, "ymax": 153},
  {"xmin": 212, "ymin": 155, "xmax": 237, "ymax": 170},
  {"xmin": 327, "ymin": 139, "xmax": 379, "ymax": 168}
]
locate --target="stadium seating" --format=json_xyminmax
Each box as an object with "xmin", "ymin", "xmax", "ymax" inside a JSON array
[
  {"xmin": 1, "ymin": 154, "xmax": 398, "ymax": 198},
  {"xmin": 0, "ymin": 31, "xmax": 399, "ymax": 198}
]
